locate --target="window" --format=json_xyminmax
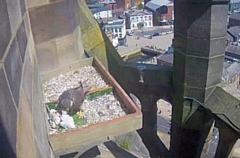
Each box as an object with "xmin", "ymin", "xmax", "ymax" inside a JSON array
[
  {"xmin": 149, "ymin": 16, "xmax": 152, "ymax": 20},
  {"xmin": 145, "ymin": 22, "xmax": 147, "ymax": 27},
  {"xmin": 115, "ymin": 28, "xmax": 118, "ymax": 32},
  {"xmin": 136, "ymin": 17, "xmax": 139, "ymax": 21},
  {"xmin": 119, "ymin": 28, "xmax": 122, "ymax": 32},
  {"xmin": 131, "ymin": 17, "xmax": 134, "ymax": 21},
  {"xmin": 145, "ymin": 16, "xmax": 147, "ymax": 20},
  {"xmin": 149, "ymin": 22, "xmax": 151, "ymax": 26},
  {"xmin": 119, "ymin": 34, "xmax": 122, "ymax": 38},
  {"xmin": 132, "ymin": 24, "xmax": 135, "ymax": 28},
  {"xmin": 140, "ymin": 16, "xmax": 143, "ymax": 21}
]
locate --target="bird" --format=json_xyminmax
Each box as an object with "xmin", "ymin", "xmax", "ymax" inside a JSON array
[{"xmin": 57, "ymin": 81, "xmax": 85, "ymax": 117}]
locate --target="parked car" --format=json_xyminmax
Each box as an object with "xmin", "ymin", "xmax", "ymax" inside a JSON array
[
  {"xmin": 152, "ymin": 32, "xmax": 160, "ymax": 37},
  {"xmin": 160, "ymin": 32, "xmax": 167, "ymax": 35}
]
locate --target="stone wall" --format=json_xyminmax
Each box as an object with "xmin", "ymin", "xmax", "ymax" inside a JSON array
[
  {"xmin": 29, "ymin": 0, "xmax": 85, "ymax": 74},
  {"xmin": 0, "ymin": 0, "xmax": 85, "ymax": 157},
  {"xmin": 0, "ymin": 0, "xmax": 53, "ymax": 157}
]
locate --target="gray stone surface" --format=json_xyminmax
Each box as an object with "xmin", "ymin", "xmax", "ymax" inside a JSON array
[
  {"xmin": 185, "ymin": 56, "xmax": 209, "ymax": 88},
  {"xmin": 19, "ymin": 0, "xmax": 26, "ymax": 16},
  {"xmin": 22, "ymin": 52, "xmax": 33, "ymax": 111},
  {"xmin": 73, "ymin": 27, "xmax": 85, "ymax": 59},
  {"xmin": 35, "ymin": 40, "xmax": 59, "ymax": 73},
  {"xmin": 17, "ymin": 91, "xmax": 36, "ymax": 157},
  {"xmin": 26, "ymin": 0, "xmax": 48, "ymax": 9},
  {"xmin": 6, "ymin": 0, "xmax": 22, "ymax": 34},
  {"xmin": 29, "ymin": 0, "xmax": 77, "ymax": 44},
  {"xmin": 33, "ymin": 84, "xmax": 51, "ymax": 158},
  {"xmin": 0, "ymin": 65, "xmax": 17, "ymax": 158},
  {"xmin": 17, "ymin": 22, "xmax": 28, "ymax": 62},
  {"xmin": 210, "ymin": 4, "xmax": 229, "ymax": 38},
  {"xmin": 24, "ymin": 12, "xmax": 31, "ymax": 40},
  {"xmin": 0, "ymin": 0, "xmax": 11, "ymax": 60},
  {"xmin": 172, "ymin": 51, "xmax": 186, "ymax": 84},
  {"xmin": 174, "ymin": 36, "xmax": 226, "ymax": 57},
  {"xmin": 56, "ymin": 34, "xmax": 78, "ymax": 66},
  {"xmin": 206, "ymin": 55, "xmax": 224, "ymax": 86},
  {"xmin": 4, "ymin": 38, "xmax": 23, "ymax": 107}
]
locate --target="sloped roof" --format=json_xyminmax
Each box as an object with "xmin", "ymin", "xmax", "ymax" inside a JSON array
[
  {"xmin": 230, "ymin": 0, "xmax": 240, "ymax": 3},
  {"xmin": 145, "ymin": 0, "xmax": 173, "ymax": 12},
  {"xmin": 225, "ymin": 45, "xmax": 240, "ymax": 58},
  {"xmin": 90, "ymin": 6, "xmax": 110, "ymax": 14},
  {"xmin": 156, "ymin": 53, "xmax": 173, "ymax": 65},
  {"xmin": 226, "ymin": 62, "xmax": 240, "ymax": 79},
  {"xmin": 230, "ymin": 12, "xmax": 240, "ymax": 20},
  {"xmin": 125, "ymin": 9, "xmax": 152, "ymax": 16},
  {"xmin": 228, "ymin": 26, "xmax": 240, "ymax": 39}
]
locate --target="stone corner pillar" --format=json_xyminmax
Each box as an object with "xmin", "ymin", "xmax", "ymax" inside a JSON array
[{"xmin": 171, "ymin": 0, "xmax": 230, "ymax": 157}]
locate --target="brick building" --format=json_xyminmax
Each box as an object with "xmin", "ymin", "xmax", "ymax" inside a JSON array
[{"xmin": 116, "ymin": 0, "xmax": 144, "ymax": 9}]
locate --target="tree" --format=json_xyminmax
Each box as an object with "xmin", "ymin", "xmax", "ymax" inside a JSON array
[{"xmin": 137, "ymin": 3, "xmax": 144, "ymax": 10}]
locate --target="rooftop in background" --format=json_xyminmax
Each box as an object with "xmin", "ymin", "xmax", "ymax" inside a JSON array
[
  {"xmin": 125, "ymin": 9, "xmax": 152, "ymax": 16},
  {"xmin": 104, "ymin": 19, "xmax": 125, "ymax": 28},
  {"xmin": 223, "ymin": 62, "xmax": 240, "ymax": 80},
  {"xmin": 97, "ymin": 17, "xmax": 119, "ymax": 24},
  {"xmin": 230, "ymin": 12, "xmax": 240, "ymax": 20},
  {"xmin": 87, "ymin": 3, "xmax": 105, "ymax": 9},
  {"xmin": 156, "ymin": 53, "xmax": 173, "ymax": 65},
  {"xmin": 226, "ymin": 45, "xmax": 240, "ymax": 58},
  {"xmin": 86, "ymin": 0, "xmax": 99, "ymax": 5},
  {"xmin": 227, "ymin": 26, "xmax": 240, "ymax": 42},
  {"xmin": 145, "ymin": 0, "xmax": 173, "ymax": 12},
  {"xmin": 90, "ymin": 6, "xmax": 111, "ymax": 14},
  {"xmin": 112, "ymin": 8, "xmax": 125, "ymax": 14},
  {"xmin": 230, "ymin": 0, "xmax": 240, "ymax": 3}
]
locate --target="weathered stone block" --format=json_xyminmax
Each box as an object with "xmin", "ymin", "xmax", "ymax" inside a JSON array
[
  {"xmin": 22, "ymin": 52, "xmax": 33, "ymax": 111},
  {"xmin": 186, "ymin": 3, "xmax": 211, "ymax": 39},
  {"xmin": 19, "ymin": 0, "xmax": 26, "ymax": 16},
  {"xmin": 173, "ymin": 50, "xmax": 186, "ymax": 84},
  {"xmin": 17, "ymin": 22, "xmax": 27, "ymax": 62},
  {"xmin": 29, "ymin": 1, "xmax": 75, "ymax": 44},
  {"xmin": 186, "ymin": 37, "xmax": 226, "ymax": 57},
  {"xmin": 17, "ymin": 91, "xmax": 36, "ymax": 158},
  {"xmin": 185, "ymin": 56, "xmax": 208, "ymax": 88},
  {"xmin": 4, "ymin": 38, "xmax": 23, "ymax": 107},
  {"xmin": 184, "ymin": 86, "xmax": 206, "ymax": 102},
  {"xmin": 210, "ymin": 4, "xmax": 228, "ymax": 38},
  {"xmin": 0, "ymin": 65, "xmax": 17, "ymax": 158},
  {"xmin": 33, "ymin": 85, "xmax": 51, "ymax": 158},
  {"xmin": 35, "ymin": 40, "xmax": 59, "ymax": 73},
  {"xmin": 175, "ymin": 1, "xmax": 228, "ymax": 39},
  {"xmin": 206, "ymin": 55, "xmax": 224, "ymax": 87},
  {"xmin": 0, "ymin": 4, "xmax": 11, "ymax": 60},
  {"xmin": 25, "ymin": 0, "xmax": 48, "ymax": 9},
  {"xmin": 33, "ymin": 55, "xmax": 42, "ymax": 94},
  {"xmin": 56, "ymin": 34, "xmax": 78, "ymax": 67},
  {"xmin": 23, "ymin": 12, "xmax": 31, "ymax": 40},
  {"xmin": 73, "ymin": 27, "xmax": 85, "ymax": 59},
  {"xmin": 6, "ymin": 0, "xmax": 22, "ymax": 34}
]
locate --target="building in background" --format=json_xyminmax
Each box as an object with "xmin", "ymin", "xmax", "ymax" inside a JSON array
[
  {"xmin": 229, "ymin": 0, "xmax": 240, "ymax": 13},
  {"xmin": 145, "ymin": 0, "xmax": 173, "ymax": 26},
  {"xmin": 125, "ymin": 9, "xmax": 153, "ymax": 29},
  {"xmin": 105, "ymin": 30, "xmax": 119, "ymax": 48},
  {"xmin": 104, "ymin": 19, "xmax": 127, "ymax": 46},
  {"xmin": 90, "ymin": 6, "xmax": 113, "ymax": 19},
  {"xmin": 229, "ymin": 12, "xmax": 240, "ymax": 27},
  {"xmin": 116, "ymin": 0, "xmax": 144, "ymax": 10}
]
